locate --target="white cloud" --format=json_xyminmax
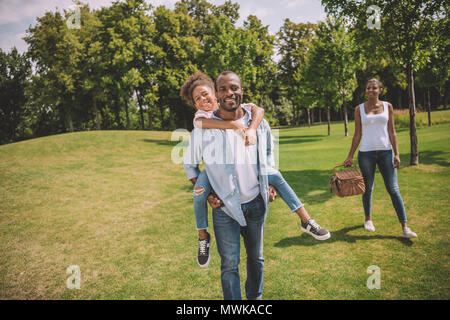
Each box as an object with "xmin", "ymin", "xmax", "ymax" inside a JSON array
[{"xmin": 283, "ymin": 0, "xmax": 309, "ymax": 8}]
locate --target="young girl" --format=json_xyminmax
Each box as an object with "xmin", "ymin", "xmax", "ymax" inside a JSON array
[
  {"xmin": 181, "ymin": 72, "xmax": 330, "ymax": 267},
  {"xmin": 344, "ymin": 78, "xmax": 417, "ymax": 238}
]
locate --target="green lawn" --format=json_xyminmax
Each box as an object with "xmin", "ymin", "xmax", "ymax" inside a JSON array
[{"xmin": 1, "ymin": 113, "xmax": 449, "ymax": 299}]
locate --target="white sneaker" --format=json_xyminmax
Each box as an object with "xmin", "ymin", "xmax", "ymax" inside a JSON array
[
  {"xmin": 364, "ymin": 220, "xmax": 375, "ymax": 232},
  {"xmin": 402, "ymin": 227, "xmax": 418, "ymax": 238}
]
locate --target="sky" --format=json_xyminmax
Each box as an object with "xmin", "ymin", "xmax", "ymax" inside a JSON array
[{"xmin": 0, "ymin": 0, "xmax": 327, "ymax": 53}]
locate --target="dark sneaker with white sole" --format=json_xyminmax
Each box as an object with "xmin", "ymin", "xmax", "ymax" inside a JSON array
[
  {"xmin": 301, "ymin": 219, "xmax": 331, "ymax": 240},
  {"xmin": 197, "ymin": 232, "xmax": 211, "ymax": 267}
]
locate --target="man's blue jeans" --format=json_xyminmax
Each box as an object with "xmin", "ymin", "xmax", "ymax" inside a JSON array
[
  {"xmin": 358, "ymin": 149, "xmax": 407, "ymax": 223},
  {"xmin": 193, "ymin": 170, "xmax": 302, "ymax": 230},
  {"xmin": 212, "ymin": 194, "xmax": 266, "ymax": 300}
]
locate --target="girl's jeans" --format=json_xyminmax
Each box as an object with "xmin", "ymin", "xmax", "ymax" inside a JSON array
[
  {"xmin": 358, "ymin": 149, "xmax": 407, "ymax": 223},
  {"xmin": 193, "ymin": 170, "xmax": 304, "ymax": 230}
]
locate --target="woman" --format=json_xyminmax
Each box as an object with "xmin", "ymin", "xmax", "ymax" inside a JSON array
[{"xmin": 344, "ymin": 78, "xmax": 417, "ymax": 238}]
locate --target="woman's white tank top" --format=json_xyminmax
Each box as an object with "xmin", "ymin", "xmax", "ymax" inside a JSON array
[{"xmin": 359, "ymin": 101, "xmax": 392, "ymax": 152}]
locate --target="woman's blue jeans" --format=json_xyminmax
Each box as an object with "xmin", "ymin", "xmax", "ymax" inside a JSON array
[
  {"xmin": 212, "ymin": 194, "xmax": 266, "ymax": 300},
  {"xmin": 358, "ymin": 150, "xmax": 407, "ymax": 223},
  {"xmin": 192, "ymin": 170, "xmax": 303, "ymax": 230}
]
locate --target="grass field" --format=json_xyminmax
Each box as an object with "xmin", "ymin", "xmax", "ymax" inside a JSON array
[{"xmin": 1, "ymin": 111, "xmax": 449, "ymax": 300}]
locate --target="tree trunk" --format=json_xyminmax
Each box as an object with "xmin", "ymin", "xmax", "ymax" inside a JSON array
[
  {"xmin": 327, "ymin": 107, "xmax": 331, "ymax": 136},
  {"xmin": 114, "ymin": 100, "xmax": 122, "ymax": 129},
  {"xmin": 136, "ymin": 90, "xmax": 145, "ymax": 130},
  {"xmin": 306, "ymin": 108, "xmax": 311, "ymax": 128},
  {"xmin": 94, "ymin": 100, "xmax": 101, "ymax": 130},
  {"xmin": 148, "ymin": 110, "xmax": 153, "ymax": 130},
  {"xmin": 407, "ymin": 64, "xmax": 419, "ymax": 165},
  {"xmin": 427, "ymin": 88, "xmax": 431, "ymax": 127},
  {"xmin": 318, "ymin": 108, "xmax": 322, "ymax": 123},
  {"xmin": 343, "ymin": 95, "xmax": 348, "ymax": 137},
  {"xmin": 125, "ymin": 100, "xmax": 130, "ymax": 130},
  {"xmin": 311, "ymin": 108, "xmax": 315, "ymax": 124},
  {"xmin": 442, "ymin": 85, "xmax": 447, "ymax": 109},
  {"xmin": 68, "ymin": 110, "xmax": 74, "ymax": 132}
]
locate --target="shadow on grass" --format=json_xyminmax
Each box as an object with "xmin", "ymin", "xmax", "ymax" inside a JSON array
[
  {"xmin": 278, "ymin": 137, "xmax": 323, "ymax": 145},
  {"xmin": 274, "ymin": 225, "xmax": 414, "ymax": 247},
  {"xmin": 410, "ymin": 150, "xmax": 450, "ymax": 167},
  {"xmin": 279, "ymin": 170, "xmax": 334, "ymax": 204},
  {"xmin": 142, "ymin": 138, "xmax": 181, "ymax": 146},
  {"xmin": 277, "ymin": 135, "xmax": 324, "ymax": 145}
]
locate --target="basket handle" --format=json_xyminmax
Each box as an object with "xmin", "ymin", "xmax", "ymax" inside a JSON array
[{"xmin": 333, "ymin": 164, "xmax": 358, "ymax": 174}]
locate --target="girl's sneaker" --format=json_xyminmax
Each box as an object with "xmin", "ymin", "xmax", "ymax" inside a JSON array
[
  {"xmin": 364, "ymin": 220, "xmax": 375, "ymax": 232},
  {"xmin": 301, "ymin": 219, "xmax": 331, "ymax": 240},
  {"xmin": 197, "ymin": 232, "xmax": 211, "ymax": 268},
  {"xmin": 402, "ymin": 227, "xmax": 418, "ymax": 238}
]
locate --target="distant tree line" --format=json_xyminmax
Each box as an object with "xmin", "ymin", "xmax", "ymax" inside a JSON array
[{"xmin": 1, "ymin": 0, "xmax": 448, "ymax": 163}]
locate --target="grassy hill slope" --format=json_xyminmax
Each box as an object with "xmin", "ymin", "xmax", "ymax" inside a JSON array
[{"xmin": 1, "ymin": 119, "xmax": 449, "ymax": 299}]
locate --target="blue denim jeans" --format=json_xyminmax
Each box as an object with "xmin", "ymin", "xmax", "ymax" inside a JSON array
[
  {"xmin": 193, "ymin": 170, "xmax": 211, "ymax": 230},
  {"xmin": 268, "ymin": 170, "xmax": 304, "ymax": 212},
  {"xmin": 193, "ymin": 170, "xmax": 302, "ymax": 230},
  {"xmin": 358, "ymin": 150, "xmax": 407, "ymax": 223},
  {"xmin": 212, "ymin": 194, "xmax": 266, "ymax": 300}
]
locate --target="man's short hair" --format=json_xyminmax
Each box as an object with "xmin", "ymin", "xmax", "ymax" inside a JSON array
[{"xmin": 215, "ymin": 71, "xmax": 241, "ymax": 91}]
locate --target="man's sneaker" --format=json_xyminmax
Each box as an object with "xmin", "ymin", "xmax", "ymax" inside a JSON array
[
  {"xmin": 197, "ymin": 232, "xmax": 211, "ymax": 268},
  {"xmin": 402, "ymin": 227, "xmax": 418, "ymax": 239},
  {"xmin": 364, "ymin": 220, "xmax": 375, "ymax": 232},
  {"xmin": 301, "ymin": 219, "xmax": 331, "ymax": 240}
]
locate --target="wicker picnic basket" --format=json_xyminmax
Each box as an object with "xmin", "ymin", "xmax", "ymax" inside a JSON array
[{"xmin": 330, "ymin": 165, "xmax": 365, "ymax": 197}]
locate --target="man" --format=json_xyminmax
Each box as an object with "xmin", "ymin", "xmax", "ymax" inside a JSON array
[{"xmin": 184, "ymin": 71, "xmax": 275, "ymax": 300}]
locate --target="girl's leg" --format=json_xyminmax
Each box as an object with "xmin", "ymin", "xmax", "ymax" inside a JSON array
[
  {"xmin": 358, "ymin": 151, "xmax": 377, "ymax": 221},
  {"xmin": 268, "ymin": 171, "xmax": 330, "ymax": 240},
  {"xmin": 268, "ymin": 171, "xmax": 307, "ymax": 222},
  {"xmin": 376, "ymin": 150, "xmax": 408, "ymax": 226},
  {"xmin": 193, "ymin": 170, "xmax": 212, "ymax": 239}
]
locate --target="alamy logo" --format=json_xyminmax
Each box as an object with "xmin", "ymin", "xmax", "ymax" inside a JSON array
[
  {"xmin": 366, "ymin": 265, "xmax": 381, "ymax": 289},
  {"xmin": 366, "ymin": 5, "xmax": 381, "ymax": 30},
  {"xmin": 66, "ymin": 5, "xmax": 81, "ymax": 30},
  {"xmin": 66, "ymin": 265, "xmax": 81, "ymax": 289}
]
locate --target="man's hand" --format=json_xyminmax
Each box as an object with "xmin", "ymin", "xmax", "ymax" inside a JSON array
[
  {"xmin": 269, "ymin": 184, "xmax": 277, "ymax": 202},
  {"xmin": 207, "ymin": 193, "xmax": 223, "ymax": 209}
]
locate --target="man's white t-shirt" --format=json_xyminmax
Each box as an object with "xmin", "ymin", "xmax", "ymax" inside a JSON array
[{"xmin": 226, "ymin": 111, "xmax": 259, "ymax": 204}]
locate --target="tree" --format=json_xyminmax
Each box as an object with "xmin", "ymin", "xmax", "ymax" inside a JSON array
[
  {"xmin": 201, "ymin": 14, "xmax": 275, "ymax": 103},
  {"xmin": 322, "ymin": 0, "xmax": 448, "ymax": 164},
  {"xmin": 317, "ymin": 17, "xmax": 362, "ymax": 136},
  {"xmin": 303, "ymin": 33, "xmax": 342, "ymax": 136},
  {"xmin": 416, "ymin": 15, "xmax": 450, "ymax": 125},
  {"xmin": 25, "ymin": 8, "xmax": 84, "ymax": 133},
  {"xmin": 153, "ymin": 5, "xmax": 200, "ymax": 129},
  {"xmin": 0, "ymin": 48, "xmax": 31, "ymax": 144},
  {"xmin": 276, "ymin": 20, "xmax": 316, "ymax": 125}
]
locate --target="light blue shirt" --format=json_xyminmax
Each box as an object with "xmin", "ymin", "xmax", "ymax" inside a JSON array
[{"xmin": 183, "ymin": 104, "xmax": 277, "ymax": 226}]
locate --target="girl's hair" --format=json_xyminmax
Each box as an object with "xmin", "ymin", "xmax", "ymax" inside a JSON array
[
  {"xmin": 366, "ymin": 78, "xmax": 383, "ymax": 89},
  {"xmin": 180, "ymin": 72, "xmax": 215, "ymax": 107}
]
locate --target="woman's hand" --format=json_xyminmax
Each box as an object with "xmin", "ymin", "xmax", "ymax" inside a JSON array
[
  {"xmin": 344, "ymin": 157, "xmax": 353, "ymax": 167},
  {"xmin": 393, "ymin": 154, "xmax": 401, "ymax": 169}
]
